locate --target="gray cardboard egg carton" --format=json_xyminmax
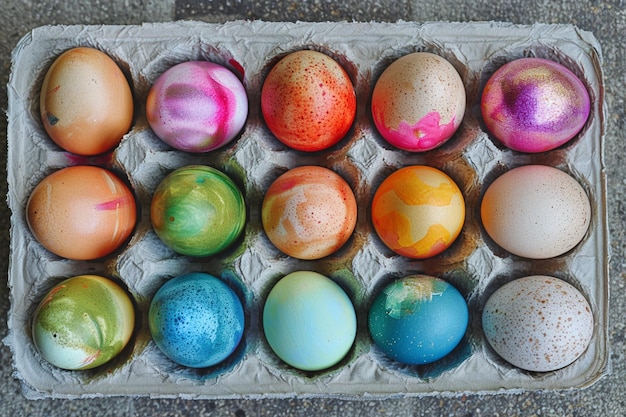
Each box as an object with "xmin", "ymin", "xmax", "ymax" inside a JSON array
[{"xmin": 6, "ymin": 21, "xmax": 608, "ymax": 399}]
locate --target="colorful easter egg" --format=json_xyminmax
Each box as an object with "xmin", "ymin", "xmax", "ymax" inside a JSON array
[
  {"xmin": 368, "ymin": 275, "xmax": 468, "ymax": 365},
  {"xmin": 26, "ymin": 165, "xmax": 137, "ymax": 260},
  {"xmin": 149, "ymin": 272, "xmax": 245, "ymax": 368},
  {"xmin": 261, "ymin": 50, "xmax": 356, "ymax": 152},
  {"xmin": 371, "ymin": 52, "xmax": 466, "ymax": 152},
  {"xmin": 150, "ymin": 165, "xmax": 246, "ymax": 257},
  {"xmin": 32, "ymin": 275, "xmax": 135, "ymax": 370},
  {"xmin": 371, "ymin": 165, "xmax": 465, "ymax": 258},
  {"xmin": 261, "ymin": 165, "xmax": 357, "ymax": 260},
  {"xmin": 263, "ymin": 271, "xmax": 357, "ymax": 371},
  {"xmin": 146, "ymin": 61, "xmax": 248, "ymax": 152},
  {"xmin": 481, "ymin": 57, "xmax": 590, "ymax": 153}
]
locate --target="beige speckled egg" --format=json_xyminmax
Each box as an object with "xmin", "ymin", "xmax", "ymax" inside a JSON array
[
  {"xmin": 40, "ymin": 47, "xmax": 134, "ymax": 156},
  {"xmin": 482, "ymin": 275, "xmax": 594, "ymax": 372},
  {"xmin": 371, "ymin": 52, "xmax": 466, "ymax": 152},
  {"xmin": 480, "ymin": 165, "xmax": 591, "ymax": 259}
]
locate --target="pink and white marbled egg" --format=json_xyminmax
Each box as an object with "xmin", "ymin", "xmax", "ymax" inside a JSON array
[{"xmin": 146, "ymin": 61, "xmax": 248, "ymax": 153}]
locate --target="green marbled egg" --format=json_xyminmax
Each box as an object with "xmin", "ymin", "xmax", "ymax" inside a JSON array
[
  {"xmin": 32, "ymin": 275, "xmax": 135, "ymax": 370},
  {"xmin": 150, "ymin": 165, "xmax": 246, "ymax": 257}
]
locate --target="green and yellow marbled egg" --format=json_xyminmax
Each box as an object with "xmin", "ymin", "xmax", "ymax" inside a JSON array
[
  {"xmin": 32, "ymin": 275, "xmax": 135, "ymax": 370},
  {"xmin": 150, "ymin": 165, "xmax": 246, "ymax": 257}
]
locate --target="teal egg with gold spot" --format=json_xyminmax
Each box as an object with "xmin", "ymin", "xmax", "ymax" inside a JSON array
[
  {"xmin": 32, "ymin": 275, "xmax": 135, "ymax": 370},
  {"xmin": 368, "ymin": 275, "xmax": 468, "ymax": 365},
  {"xmin": 150, "ymin": 165, "xmax": 246, "ymax": 257}
]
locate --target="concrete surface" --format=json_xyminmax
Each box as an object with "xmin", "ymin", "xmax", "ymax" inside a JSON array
[{"xmin": 1, "ymin": 0, "xmax": 624, "ymax": 416}]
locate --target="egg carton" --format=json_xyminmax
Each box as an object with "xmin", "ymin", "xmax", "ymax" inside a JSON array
[{"xmin": 5, "ymin": 21, "xmax": 608, "ymax": 399}]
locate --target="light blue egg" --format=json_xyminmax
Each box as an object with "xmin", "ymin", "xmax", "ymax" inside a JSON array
[
  {"xmin": 368, "ymin": 275, "xmax": 468, "ymax": 365},
  {"xmin": 148, "ymin": 272, "xmax": 245, "ymax": 368},
  {"xmin": 263, "ymin": 271, "xmax": 357, "ymax": 372}
]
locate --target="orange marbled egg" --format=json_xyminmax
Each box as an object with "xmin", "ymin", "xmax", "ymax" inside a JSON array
[
  {"xmin": 261, "ymin": 166, "xmax": 357, "ymax": 260},
  {"xmin": 371, "ymin": 165, "xmax": 465, "ymax": 258}
]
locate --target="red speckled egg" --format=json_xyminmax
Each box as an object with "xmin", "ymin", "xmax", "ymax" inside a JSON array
[
  {"xmin": 26, "ymin": 166, "xmax": 137, "ymax": 260},
  {"xmin": 261, "ymin": 50, "xmax": 356, "ymax": 152},
  {"xmin": 262, "ymin": 166, "xmax": 357, "ymax": 260}
]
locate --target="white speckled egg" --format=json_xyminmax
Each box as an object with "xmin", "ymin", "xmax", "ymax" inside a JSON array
[
  {"xmin": 480, "ymin": 165, "xmax": 591, "ymax": 259},
  {"xmin": 482, "ymin": 275, "xmax": 594, "ymax": 372},
  {"xmin": 371, "ymin": 52, "xmax": 466, "ymax": 152}
]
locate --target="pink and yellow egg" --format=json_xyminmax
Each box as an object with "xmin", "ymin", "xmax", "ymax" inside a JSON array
[
  {"xmin": 371, "ymin": 166, "xmax": 465, "ymax": 259},
  {"xmin": 262, "ymin": 166, "xmax": 357, "ymax": 260},
  {"xmin": 481, "ymin": 57, "xmax": 590, "ymax": 153}
]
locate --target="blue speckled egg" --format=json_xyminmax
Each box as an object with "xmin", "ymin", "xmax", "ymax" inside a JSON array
[
  {"xmin": 368, "ymin": 275, "xmax": 468, "ymax": 365},
  {"xmin": 148, "ymin": 272, "xmax": 245, "ymax": 368},
  {"xmin": 263, "ymin": 271, "xmax": 357, "ymax": 371}
]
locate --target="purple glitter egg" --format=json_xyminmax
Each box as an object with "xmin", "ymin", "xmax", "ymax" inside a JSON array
[
  {"xmin": 146, "ymin": 61, "xmax": 248, "ymax": 153},
  {"xmin": 481, "ymin": 58, "xmax": 590, "ymax": 153}
]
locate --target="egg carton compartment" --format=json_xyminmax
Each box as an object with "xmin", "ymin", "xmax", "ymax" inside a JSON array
[{"xmin": 6, "ymin": 21, "xmax": 608, "ymax": 399}]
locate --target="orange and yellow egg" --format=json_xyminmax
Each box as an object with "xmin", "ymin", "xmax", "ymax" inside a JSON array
[{"xmin": 371, "ymin": 165, "xmax": 465, "ymax": 258}]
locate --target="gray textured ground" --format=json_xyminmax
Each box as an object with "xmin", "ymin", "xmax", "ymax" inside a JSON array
[{"xmin": 1, "ymin": 1, "xmax": 624, "ymax": 416}]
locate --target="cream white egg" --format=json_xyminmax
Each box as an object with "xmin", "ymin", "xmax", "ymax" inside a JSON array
[{"xmin": 480, "ymin": 165, "xmax": 591, "ymax": 259}]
